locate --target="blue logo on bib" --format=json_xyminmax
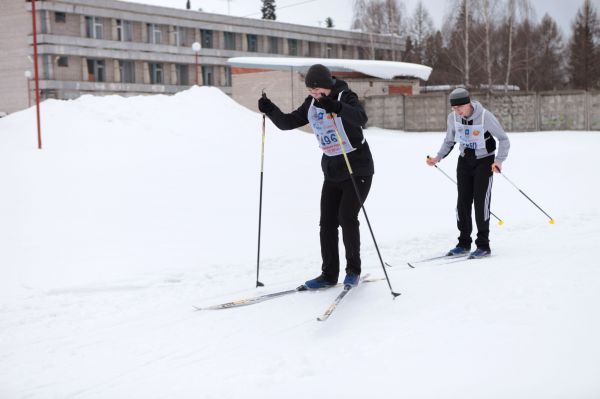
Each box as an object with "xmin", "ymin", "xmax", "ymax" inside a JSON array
[{"xmin": 465, "ymin": 129, "xmax": 470, "ymax": 135}]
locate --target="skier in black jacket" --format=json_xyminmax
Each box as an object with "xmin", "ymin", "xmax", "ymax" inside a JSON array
[{"xmin": 258, "ymin": 64, "xmax": 374, "ymax": 289}]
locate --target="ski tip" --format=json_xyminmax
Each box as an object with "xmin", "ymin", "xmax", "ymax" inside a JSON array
[
  {"xmin": 384, "ymin": 262, "xmax": 393, "ymax": 268},
  {"xmin": 407, "ymin": 262, "xmax": 415, "ymax": 268}
]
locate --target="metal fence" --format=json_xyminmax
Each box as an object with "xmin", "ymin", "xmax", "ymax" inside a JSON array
[{"xmin": 362, "ymin": 90, "xmax": 600, "ymax": 132}]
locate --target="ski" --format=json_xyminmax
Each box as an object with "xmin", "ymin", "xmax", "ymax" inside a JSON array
[
  {"xmin": 316, "ymin": 274, "xmax": 370, "ymax": 322},
  {"xmin": 194, "ymin": 276, "xmax": 383, "ymax": 311},
  {"xmin": 193, "ymin": 286, "xmax": 305, "ymax": 310},
  {"xmin": 436, "ymin": 253, "xmax": 491, "ymax": 265},
  {"xmin": 406, "ymin": 252, "xmax": 469, "ymax": 268}
]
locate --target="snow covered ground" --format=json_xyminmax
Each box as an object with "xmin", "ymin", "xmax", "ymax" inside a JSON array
[{"xmin": 1, "ymin": 87, "xmax": 599, "ymax": 398}]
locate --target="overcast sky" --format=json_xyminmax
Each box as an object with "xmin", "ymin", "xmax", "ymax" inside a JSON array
[{"xmin": 124, "ymin": 0, "xmax": 598, "ymax": 37}]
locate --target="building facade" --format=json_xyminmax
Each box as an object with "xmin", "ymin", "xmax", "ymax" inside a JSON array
[{"xmin": 0, "ymin": 0, "xmax": 405, "ymax": 115}]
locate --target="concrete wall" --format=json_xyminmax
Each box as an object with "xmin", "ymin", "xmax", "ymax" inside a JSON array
[
  {"xmin": 362, "ymin": 91, "xmax": 600, "ymax": 132},
  {"xmin": 232, "ymin": 70, "xmax": 421, "ymax": 121}
]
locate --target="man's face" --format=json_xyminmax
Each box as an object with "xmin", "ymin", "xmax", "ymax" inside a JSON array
[
  {"xmin": 452, "ymin": 103, "xmax": 473, "ymax": 117},
  {"xmin": 307, "ymin": 87, "xmax": 331, "ymax": 99}
]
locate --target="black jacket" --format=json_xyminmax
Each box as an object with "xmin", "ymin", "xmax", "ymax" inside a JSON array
[{"xmin": 264, "ymin": 78, "xmax": 374, "ymax": 182}]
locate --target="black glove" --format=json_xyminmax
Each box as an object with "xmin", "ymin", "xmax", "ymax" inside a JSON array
[
  {"xmin": 258, "ymin": 96, "xmax": 276, "ymax": 113},
  {"xmin": 316, "ymin": 95, "xmax": 342, "ymax": 114}
]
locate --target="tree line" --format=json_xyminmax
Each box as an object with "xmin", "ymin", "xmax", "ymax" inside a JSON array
[{"xmin": 351, "ymin": 0, "xmax": 600, "ymax": 91}]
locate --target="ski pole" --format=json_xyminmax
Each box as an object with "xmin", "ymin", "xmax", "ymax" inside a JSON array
[
  {"xmin": 499, "ymin": 172, "xmax": 555, "ymax": 224},
  {"xmin": 427, "ymin": 156, "xmax": 505, "ymax": 226},
  {"xmin": 255, "ymin": 91, "xmax": 267, "ymax": 288},
  {"xmin": 330, "ymin": 113, "xmax": 400, "ymax": 298}
]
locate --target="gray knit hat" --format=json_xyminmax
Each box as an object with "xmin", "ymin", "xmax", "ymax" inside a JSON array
[
  {"xmin": 305, "ymin": 64, "xmax": 333, "ymax": 89},
  {"xmin": 449, "ymin": 88, "xmax": 470, "ymax": 106}
]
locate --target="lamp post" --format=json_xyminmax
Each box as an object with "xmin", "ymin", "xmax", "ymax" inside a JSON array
[
  {"xmin": 25, "ymin": 70, "xmax": 32, "ymax": 107},
  {"xmin": 192, "ymin": 41, "xmax": 201, "ymax": 85},
  {"xmin": 30, "ymin": 0, "xmax": 42, "ymax": 149}
]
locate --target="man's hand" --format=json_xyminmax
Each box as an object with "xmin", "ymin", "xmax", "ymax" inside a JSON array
[
  {"xmin": 258, "ymin": 95, "xmax": 276, "ymax": 114},
  {"xmin": 492, "ymin": 162, "xmax": 502, "ymax": 173},
  {"xmin": 316, "ymin": 95, "xmax": 342, "ymax": 114},
  {"xmin": 426, "ymin": 156, "xmax": 440, "ymax": 166}
]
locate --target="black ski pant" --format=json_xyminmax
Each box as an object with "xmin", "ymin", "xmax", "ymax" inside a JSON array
[
  {"xmin": 456, "ymin": 151, "xmax": 494, "ymax": 251},
  {"xmin": 319, "ymin": 175, "xmax": 372, "ymax": 283}
]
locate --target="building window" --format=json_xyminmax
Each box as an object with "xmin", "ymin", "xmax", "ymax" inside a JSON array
[
  {"xmin": 147, "ymin": 24, "xmax": 162, "ymax": 44},
  {"xmin": 41, "ymin": 12, "xmax": 48, "ymax": 33},
  {"xmin": 175, "ymin": 64, "xmax": 189, "ymax": 85},
  {"xmin": 269, "ymin": 36, "xmax": 279, "ymax": 54},
  {"xmin": 201, "ymin": 30, "xmax": 213, "ymax": 48},
  {"xmin": 117, "ymin": 20, "xmax": 133, "ymax": 42},
  {"xmin": 308, "ymin": 42, "xmax": 319, "ymax": 57},
  {"xmin": 119, "ymin": 60, "xmax": 135, "ymax": 83},
  {"xmin": 85, "ymin": 16, "xmax": 103, "ymax": 39},
  {"xmin": 358, "ymin": 46, "xmax": 367, "ymax": 60},
  {"xmin": 173, "ymin": 26, "xmax": 187, "ymax": 46},
  {"xmin": 87, "ymin": 59, "xmax": 105, "ymax": 82},
  {"xmin": 287, "ymin": 39, "xmax": 298, "ymax": 56},
  {"xmin": 223, "ymin": 66, "xmax": 232, "ymax": 87},
  {"xmin": 224, "ymin": 32, "xmax": 236, "ymax": 50},
  {"xmin": 55, "ymin": 12, "xmax": 66, "ymax": 23},
  {"xmin": 247, "ymin": 34, "xmax": 258, "ymax": 52},
  {"xmin": 202, "ymin": 65, "xmax": 214, "ymax": 86},
  {"xmin": 42, "ymin": 54, "xmax": 51, "ymax": 79},
  {"xmin": 149, "ymin": 63, "xmax": 163, "ymax": 84},
  {"xmin": 57, "ymin": 56, "xmax": 68, "ymax": 67}
]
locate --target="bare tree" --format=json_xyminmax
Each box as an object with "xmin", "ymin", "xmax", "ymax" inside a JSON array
[
  {"xmin": 352, "ymin": 0, "xmax": 407, "ymax": 60},
  {"xmin": 478, "ymin": 0, "xmax": 499, "ymax": 91},
  {"xmin": 409, "ymin": 1, "xmax": 434, "ymax": 63},
  {"xmin": 443, "ymin": 0, "xmax": 473, "ymax": 86},
  {"xmin": 503, "ymin": 0, "xmax": 532, "ymax": 91}
]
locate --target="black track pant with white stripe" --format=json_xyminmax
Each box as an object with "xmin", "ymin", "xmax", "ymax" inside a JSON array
[{"xmin": 456, "ymin": 150, "xmax": 494, "ymax": 251}]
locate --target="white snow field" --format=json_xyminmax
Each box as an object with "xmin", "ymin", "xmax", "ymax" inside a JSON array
[{"xmin": 1, "ymin": 87, "xmax": 599, "ymax": 399}]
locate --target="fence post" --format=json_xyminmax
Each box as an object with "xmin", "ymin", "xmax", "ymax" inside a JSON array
[
  {"xmin": 585, "ymin": 91, "xmax": 590, "ymax": 131},
  {"xmin": 402, "ymin": 94, "xmax": 406, "ymax": 131}
]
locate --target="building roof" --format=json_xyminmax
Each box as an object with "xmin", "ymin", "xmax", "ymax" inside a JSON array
[{"xmin": 227, "ymin": 57, "xmax": 432, "ymax": 81}]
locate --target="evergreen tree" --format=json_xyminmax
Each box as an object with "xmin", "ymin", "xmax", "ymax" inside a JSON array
[
  {"xmin": 534, "ymin": 14, "xmax": 565, "ymax": 90},
  {"xmin": 568, "ymin": 0, "xmax": 600, "ymax": 90},
  {"xmin": 423, "ymin": 30, "xmax": 449, "ymax": 84},
  {"xmin": 261, "ymin": 0, "xmax": 276, "ymax": 20},
  {"xmin": 325, "ymin": 17, "xmax": 334, "ymax": 28},
  {"xmin": 403, "ymin": 36, "xmax": 417, "ymax": 63}
]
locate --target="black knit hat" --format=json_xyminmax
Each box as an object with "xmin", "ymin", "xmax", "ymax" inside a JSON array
[
  {"xmin": 449, "ymin": 88, "xmax": 470, "ymax": 106},
  {"xmin": 305, "ymin": 64, "xmax": 333, "ymax": 89}
]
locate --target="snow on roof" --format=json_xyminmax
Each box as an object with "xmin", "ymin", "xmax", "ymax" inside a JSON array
[{"xmin": 227, "ymin": 57, "xmax": 432, "ymax": 81}]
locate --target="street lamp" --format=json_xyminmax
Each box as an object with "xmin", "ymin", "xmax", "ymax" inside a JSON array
[
  {"xmin": 192, "ymin": 41, "xmax": 201, "ymax": 85},
  {"xmin": 30, "ymin": 0, "xmax": 43, "ymax": 149},
  {"xmin": 24, "ymin": 70, "xmax": 32, "ymax": 107}
]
